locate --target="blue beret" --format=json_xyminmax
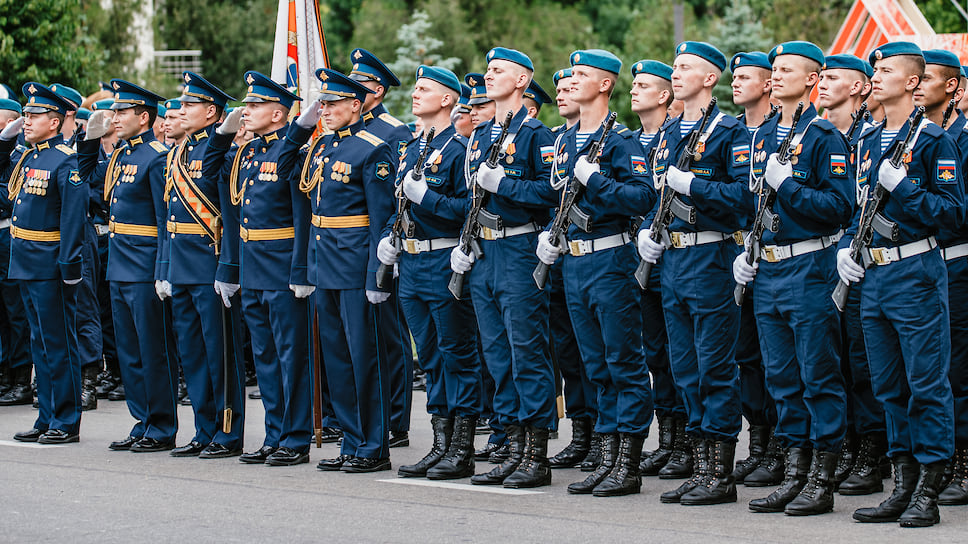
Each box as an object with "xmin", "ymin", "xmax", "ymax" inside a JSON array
[
  {"xmin": 464, "ymin": 73, "xmax": 491, "ymax": 105},
  {"xmin": 92, "ymin": 99, "xmax": 115, "ymax": 111},
  {"xmin": 632, "ymin": 60, "xmax": 673, "ymax": 81},
  {"xmin": 823, "ymin": 54, "xmax": 872, "ymax": 78},
  {"xmin": 458, "ymin": 83, "xmax": 472, "ymax": 109},
  {"xmin": 923, "ymin": 49, "xmax": 962, "ymax": 70},
  {"xmin": 486, "ymin": 47, "xmax": 534, "ymax": 71},
  {"xmin": 730, "ymin": 52, "xmax": 771, "ymax": 72},
  {"xmin": 0, "ymin": 84, "xmax": 15, "ymax": 100},
  {"xmin": 769, "ymin": 41, "xmax": 825, "ymax": 67},
  {"xmin": 0, "ymin": 98, "xmax": 21, "ymax": 114},
  {"xmin": 553, "ymin": 68, "xmax": 572, "ymax": 86},
  {"xmin": 22, "ymin": 82, "xmax": 76, "ymax": 115},
  {"xmin": 76, "ymin": 107, "xmax": 91, "ymax": 120},
  {"xmin": 524, "ymin": 79, "xmax": 551, "ymax": 106},
  {"xmin": 415, "ymin": 65, "xmax": 462, "ymax": 94},
  {"xmin": 349, "ymin": 48, "xmax": 400, "ymax": 87},
  {"xmin": 570, "ymin": 49, "xmax": 622, "ymax": 75},
  {"xmin": 165, "ymin": 98, "xmax": 182, "ymax": 110},
  {"xmin": 869, "ymin": 41, "xmax": 923, "ymax": 65},
  {"xmin": 110, "ymin": 79, "xmax": 164, "ymax": 110},
  {"xmin": 156, "ymin": 104, "xmax": 167, "ymax": 118},
  {"xmin": 242, "ymin": 71, "xmax": 300, "ymax": 109},
  {"xmin": 49, "ymin": 84, "xmax": 83, "ymax": 110},
  {"xmin": 675, "ymin": 41, "xmax": 726, "ymax": 72},
  {"xmin": 180, "ymin": 71, "xmax": 234, "ymax": 108},
  {"xmin": 315, "ymin": 68, "xmax": 374, "ymax": 102}
]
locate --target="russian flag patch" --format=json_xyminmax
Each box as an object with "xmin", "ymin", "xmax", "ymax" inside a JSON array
[
  {"xmin": 830, "ymin": 154, "xmax": 847, "ymax": 176},
  {"xmin": 732, "ymin": 144, "xmax": 750, "ymax": 165},
  {"xmin": 938, "ymin": 159, "xmax": 957, "ymax": 183},
  {"xmin": 630, "ymin": 155, "xmax": 648, "ymax": 176},
  {"xmin": 540, "ymin": 145, "xmax": 554, "ymax": 164}
]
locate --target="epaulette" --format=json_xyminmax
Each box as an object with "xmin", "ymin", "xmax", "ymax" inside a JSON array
[
  {"xmin": 55, "ymin": 144, "xmax": 75, "ymax": 156},
  {"xmin": 378, "ymin": 112, "xmax": 404, "ymax": 127},
  {"xmin": 453, "ymin": 134, "xmax": 468, "ymax": 147},
  {"xmin": 149, "ymin": 141, "xmax": 168, "ymax": 153},
  {"xmin": 613, "ymin": 124, "xmax": 634, "ymax": 139},
  {"xmin": 718, "ymin": 115, "xmax": 740, "ymax": 128},
  {"xmin": 551, "ymin": 124, "xmax": 564, "ymax": 133},
  {"xmin": 356, "ymin": 130, "xmax": 384, "ymax": 147},
  {"xmin": 922, "ymin": 122, "xmax": 945, "ymax": 138},
  {"xmin": 812, "ymin": 119, "xmax": 841, "ymax": 135}
]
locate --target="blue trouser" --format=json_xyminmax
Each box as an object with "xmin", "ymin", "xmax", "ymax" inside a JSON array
[
  {"xmin": 841, "ymin": 284, "xmax": 885, "ymax": 434},
  {"xmin": 111, "ymin": 281, "xmax": 178, "ymax": 441},
  {"xmin": 948, "ymin": 256, "xmax": 968, "ymax": 445},
  {"xmin": 242, "ymin": 288, "xmax": 312, "ymax": 451},
  {"xmin": 469, "ymin": 232, "xmax": 555, "ymax": 429},
  {"xmin": 660, "ymin": 240, "xmax": 742, "ymax": 441},
  {"xmin": 861, "ymin": 250, "xmax": 954, "ymax": 465},
  {"xmin": 737, "ymin": 290, "xmax": 775, "ymax": 427},
  {"xmin": 641, "ymin": 264, "xmax": 683, "ymax": 419},
  {"xmin": 96, "ymin": 231, "xmax": 118, "ymax": 374},
  {"xmin": 378, "ymin": 277, "xmax": 412, "ymax": 433},
  {"xmin": 315, "ymin": 288, "xmax": 390, "ymax": 459},
  {"xmin": 0, "ymin": 227, "xmax": 30, "ymax": 372},
  {"xmin": 76, "ymin": 224, "xmax": 102, "ymax": 369},
  {"xmin": 550, "ymin": 263, "xmax": 595, "ymax": 421},
  {"xmin": 171, "ymin": 284, "xmax": 246, "ymax": 449},
  {"xmin": 21, "ymin": 280, "xmax": 81, "ymax": 433},
  {"xmin": 399, "ymin": 249, "xmax": 481, "ymax": 418},
  {"xmin": 753, "ymin": 248, "xmax": 846, "ymax": 451},
  {"xmin": 563, "ymin": 243, "xmax": 653, "ymax": 436}
]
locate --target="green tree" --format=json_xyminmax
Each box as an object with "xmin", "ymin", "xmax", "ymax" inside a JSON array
[
  {"xmin": 917, "ymin": 0, "xmax": 968, "ymax": 33},
  {"xmin": 82, "ymin": 0, "xmax": 140, "ymax": 81}
]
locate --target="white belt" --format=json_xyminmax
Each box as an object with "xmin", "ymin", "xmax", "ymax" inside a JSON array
[
  {"xmin": 95, "ymin": 224, "xmax": 111, "ymax": 236},
  {"xmin": 0, "ymin": 218, "xmax": 10, "ymax": 230},
  {"xmin": 479, "ymin": 222, "xmax": 539, "ymax": 241},
  {"xmin": 567, "ymin": 233, "xmax": 630, "ymax": 257},
  {"xmin": 942, "ymin": 242, "xmax": 968, "ymax": 261},
  {"xmin": 403, "ymin": 237, "xmax": 459, "ymax": 254},
  {"xmin": 668, "ymin": 230, "xmax": 729, "ymax": 249},
  {"xmin": 759, "ymin": 231, "xmax": 843, "ymax": 263},
  {"xmin": 868, "ymin": 236, "xmax": 937, "ymax": 266}
]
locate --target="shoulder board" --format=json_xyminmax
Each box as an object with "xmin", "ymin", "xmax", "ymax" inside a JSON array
[
  {"xmin": 551, "ymin": 124, "xmax": 563, "ymax": 133},
  {"xmin": 452, "ymin": 134, "xmax": 468, "ymax": 147},
  {"xmin": 659, "ymin": 117, "xmax": 677, "ymax": 131},
  {"xmin": 523, "ymin": 117, "xmax": 542, "ymax": 127},
  {"xmin": 922, "ymin": 122, "xmax": 945, "ymax": 138},
  {"xmin": 613, "ymin": 124, "xmax": 634, "ymax": 139},
  {"xmin": 718, "ymin": 115, "xmax": 740, "ymax": 128},
  {"xmin": 812, "ymin": 119, "xmax": 839, "ymax": 134},
  {"xmin": 378, "ymin": 113, "xmax": 404, "ymax": 127},
  {"xmin": 55, "ymin": 144, "xmax": 75, "ymax": 156},
  {"xmin": 149, "ymin": 141, "xmax": 168, "ymax": 153},
  {"xmin": 356, "ymin": 130, "xmax": 384, "ymax": 147}
]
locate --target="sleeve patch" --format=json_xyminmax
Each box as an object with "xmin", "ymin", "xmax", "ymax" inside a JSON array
[
  {"xmin": 830, "ymin": 154, "xmax": 847, "ymax": 176},
  {"xmin": 630, "ymin": 155, "xmax": 648, "ymax": 176},
  {"xmin": 732, "ymin": 145, "xmax": 750, "ymax": 165},
  {"xmin": 540, "ymin": 145, "xmax": 554, "ymax": 164},
  {"xmin": 69, "ymin": 169, "xmax": 82, "ymax": 186},
  {"xmin": 375, "ymin": 161, "xmax": 391, "ymax": 181},
  {"xmin": 937, "ymin": 159, "xmax": 957, "ymax": 184}
]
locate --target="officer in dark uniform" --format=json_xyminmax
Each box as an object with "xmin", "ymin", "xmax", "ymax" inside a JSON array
[
  {"xmin": 466, "ymin": 73, "xmax": 496, "ymax": 129},
  {"xmin": 77, "ymin": 80, "xmax": 179, "ymax": 453},
  {"xmin": 349, "ymin": 48, "xmax": 414, "ymax": 448},
  {"xmin": 293, "ymin": 68, "xmax": 396, "ymax": 472},
  {"xmin": 454, "ymin": 83, "xmax": 474, "ymax": 138},
  {"xmin": 0, "ymin": 83, "xmax": 88, "ymax": 443}
]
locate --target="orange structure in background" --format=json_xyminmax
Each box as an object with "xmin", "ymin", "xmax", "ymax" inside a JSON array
[{"xmin": 829, "ymin": 0, "xmax": 968, "ymax": 62}]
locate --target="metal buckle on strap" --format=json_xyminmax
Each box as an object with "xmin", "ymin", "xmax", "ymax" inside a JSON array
[
  {"xmin": 568, "ymin": 240, "xmax": 591, "ymax": 256},
  {"xmin": 869, "ymin": 247, "xmax": 896, "ymax": 265},
  {"xmin": 733, "ymin": 231, "xmax": 746, "ymax": 246},
  {"xmin": 761, "ymin": 246, "xmax": 781, "ymax": 263},
  {"xmin": 480, "ymin": 226, "xmax": 497, "ymax": 241},
  {"xmin": 670, "ymin": 231, "xmax": 690, "ymax": 249},
  {"xmin": 404, "ymin": 239, "xmax": 420, "ymax": 254}
]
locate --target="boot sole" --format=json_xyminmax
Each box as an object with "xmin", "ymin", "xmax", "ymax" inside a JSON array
[
  {"xmin": 899, "ymin": 517, "xmax": 940, "ymax": 528},
  {"xmin": 749, "ymin": 505, "xmax": 785, "ymax": 513},
  {"xmin": 938, "ymin": 497, "xmax": 968, "ymax": 506},
  {"xmin": 852, "ymin": 513, "xmax": 900, "ymax": 523},
  {"xmin": 396, "ymin": 469, "xmax": 428, "ymax": 478},
  {"xmin": 503, "ymin": 477, "xmax": 552, "ymax": 489},
  {"xmin": 682, "ymin": 495, "xmax": 737, "ymax": 505},
  {"xmin": 426, "ymin": 469, "xmax": 475, "ymax": 480},
  {"xmin": 838, "ymin": 485, "xmax": 883, "ymax": 496},
  {"xmin": 593, "ymin": 487, "xmax": 641, "ymax": 497},
  {"xmin": 785, "ymin": 505, "xmax": 833, "ymax": 516},
  {"xmin": 658, "ymin": 472, "xmax": 692, "ymax": 480},
  {"xmin": 743, "ymin": 480, "xmax": 783, "ymax": 487}
]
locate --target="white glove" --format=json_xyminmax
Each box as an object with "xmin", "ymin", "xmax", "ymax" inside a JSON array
[
  {"xmin": 837, "ymin": 248, "xmax": 865, "ymax": 284},
  {"xmin": 450, "ymin": 105, "xmax": 462, "ymax": 126},
  {"xmin": 402, "ymin": 171, "xmax": 428, "ymax": 204},
  {"xmin": 877, "ymin": 160, "xmax": 905, "ymax": 192},
  {"xmin": 535, "ymin": 230, "xmax": 562, "ymax": 265},
  {"xmin": 732, "ymin": 252, "xmax": 758, "ymax": 285},
  {"xmin": 665, "ymin": 166, "xmax": 694, "ymax": 196},
  {"xmin": 366, "ymin": 290, "xmax": 391, "ymax": 304},
  {"xmin": 290, "ymin": 284, "xmax": 315, "ymax": 298},
  {"xmin": 214, "ymin": 281, "xmax": 240, "ymax": 308},
  {"xmin": 476, "ymin": 163, "xmax": 504, "ymax": 193},
  {"xmin": 63, "ymin": 278, "xmax": 82, "ymax": 285},
  {"xmin": 296, "ymin": 100, "xmax": 322, "ymax": 129},
  {"xmin": 84, "ymin": 111, "xmax": 112, "ymax": 141},
  {"xmin": 764, "ymin": 153, "xmax": 792, "ymax": 191},
  {"xmin": 637, "ymin": 229, "xmax": 665, "ymax": 264},
  {"xmin": 0, "ymin": 117, "xmax": 23, "ymax": 141},
  {"xmin": 574, "ymin": 155, "xmax": 599, "ymax": 186},
  {"xmin": 450, "ymin": 246, "xmax": 475, "ymax": 273},
  {"xmin": 377, "ymin": 236, "xmax": 401, "ymax": 265},
  {"xmin": 154, "ymin": 280, "xmax": 172, "ymax": 300},
  {"xmin": 217, "ymin": 107, "xmax": 244, "ymax": 135}
]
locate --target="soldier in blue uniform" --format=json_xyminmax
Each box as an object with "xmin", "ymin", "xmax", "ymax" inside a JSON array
[
  {"xmin": 77, "ymin": 80, "xmax": 180, "ymax": 453},
  {"xmin": 839, "ymin": 42, "xmax": 962, "ymax": 528},
  {"xmin": 377, "ymin": 65, "xmax": 482, "ymax": 480},
  {"xmin": 536, "ymin": 49, "xmax": 656, "ymax": 496},
  {"xmin": 466, "ymin": 73, "xmax": 496, "ymax": 130},
  {"xmin": 453, "ymin": 83, "xmax": 474, "ymax": 138},
  {"xmin": 0, "ymin": 83, "xmax": 88, "ymax": 443},
  {"xmin": 162, "ymin": 72, "xmax": 246, "ymax": 458},
  {"xmin": 212, "ymin": 71, "xmax": 313, "ymax": 465},
  {"xmin": 292, "ymin": 68, "xmax": 395, "ymax": 472},
  {"xmin": 636, "ymin": 42, "xmax": 749, "ymax": 505},
  {"xmin": 449, "ymin": 47, "xmax": 558, "ymax": 488},
  {"xmin": 348, "ymin": 48, "xmax": 414, "ymax": 448}
]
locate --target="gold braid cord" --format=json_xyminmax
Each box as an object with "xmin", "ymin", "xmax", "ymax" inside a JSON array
[
  {"xmin": 163, "ymin": 144, "xmax": 181, "ymax": 202},
  {"xmin": 229, "ymin": 138, "xmax": 257, "ymax": 206},
  {"xmin": 102, "ymin": 147, "xmax": 125, "ymax": 202},
  {"xmin": 6, "ymin": 152, "xmax": 30, "ymax": 201},
  {"xmin": 299, "ymin": 135, "xmax": 327, "ymax": 195}
]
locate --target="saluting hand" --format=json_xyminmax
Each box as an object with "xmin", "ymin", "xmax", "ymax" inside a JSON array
[
  {"xmin": 0, "ymin": 117, "xmax": 23, "ymax": 141},
  {"xmin": 84, "ymin": 110, "xmax": 113, "ymax": 141},
  {"xmin": 296, "ymin": 100, "xmax": 322, "ymax": 129},
  {"xmin": 216, "ymin": 107, "xmax": 245, "ymax": 136}
]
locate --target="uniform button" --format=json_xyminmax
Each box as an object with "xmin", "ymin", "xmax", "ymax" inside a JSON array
[
  {"xmin": 33, "ymin": 154, "xmax": 38, "ymax": 159},
  {"xmin": 324, "ymin": 158, "xmax": 330, "ymax": 163},
  {"xmin": 316, "ymin": 234, "xmax": 320, "ymax": 240},
  {"xmin": 110, "ymin": 215, "xmax": 115, "ymax": 221},
  {"xmin": 243, "ymin": 218, "xmax": 248, "ymax": 224},
  {"xmin": 244, "ymin": 199, "xmax": 250, "ymax": 205},
  {"xmin": 170, "ymin": 215, "xmax": 175, "ymax": 220},
  {"xmin": 254, "ymin": 161, "xmax": 259, "ymax": 167},
  {"xmin": 12, "ymin": 216, "xmax": 16, "ymax": 221},
  {"xmin": 172, "ymin": 197, "xmax": 178, "ymax": 202},
  {"xmin": 113, "ymin": 198, "xmax": 118, "ymax": 203},
  {"xmin": 126, "ymin": 150, "xmax": 131, "ymax": 155},
  {"xmin": 171, "ymin": 233, "xmax": 175, "ymax": 239},
  {"xmin": 249, "ymin": 180, "xmax": 254, "ymax": 186},
  {"xmin": 188, "ymin": 146, "xmax": 194, "ymax": 151},
  {"xmin": 261, "ymin": 147, "xmax": 266, "ymax": 153},
  {"xmin": 333, "ymin": 142, "xmax": 339, "ymax": 147},
  {"xmin": 110, "ymin": 233, "xmax": 115, "ymax": 238},
  {"xmin": 16, "ymin": 199, "xmax": 20, "ymax": 204}
]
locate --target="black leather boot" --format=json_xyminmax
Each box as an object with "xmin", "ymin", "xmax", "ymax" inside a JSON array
[
  {"xmin": 658, "ymin": 418, "xmax": 693, "ymax": 479},
  {"xmin": 593, "ymin": 434, "xmax": 644, "ymax": 497},
  {"xmin": 95, "ymin": 370, "xmax": 120, "ymax": 399},
  {"xmin": 579, "ymin": 432, "xmax": 603, "ymax": 471},
  {"xmin": 749, "ymin": 446, "xmax": 811, "ymax": 512},
  {"xmin": 733, "ymin": 424, "xmax": 769, "ymax": 483},
  {"xmin": 503, "ymin": 426, "xmax": 551, "ymax": 488},
  {"xmin": 682, "ymin": 439, "xmax": 737, "ymax": 505},
  {"xmin": 939, "ymin": 446, "xmax": 968, "ymax": 505},
  {"xmin": 0, "ymin": 366, "xmax": 32, "ymax": 406},
  {"xmin": 839, "ymin": 433, "xmax": 885, "ymax": 495},
  {"xmin": 398, "ymin": 415, "xmax": 452, "ymax": 477},
  {"xmin": 640, "ymin": 415, "xmax": 675, "ymax": 476},
  {"xmin": 785, "ymin": 449, "xmax": 838, "ymax": 515},
  {"xmin": 549, "ymin": 416, "xmax": 592, "ymax": 469},
  {"xmin": 489, "ymin": 443, "xmax": 510, "ymax": 463},
  {"xmin": 427, "ymin": 416, "xmax": 477, "ymax": 480},
  {"xmin": 833, "ymin": 428, "xmax": 855, "ymax": 485},
  {"xmin": 568, "ymin": 433, "xmax": 618, "ymax": 494},
  {"xmin": 471, "ymin": 424, "xmax": 524, "ymax": 485},
  {"xmin": 80, "ymin": 365, "xmax": 98, "ymax": 411},
  {"xmin": 898, "ymin": 461, "xmax": 946, "ymax": 527},
  {"xmin": 660, "ymin": 437, "xmax": 707, "ymax": 503},
  {"xmin": 853, "ymin": 454, "xmax": 919, "ymax": 522},
  {"xmin": 744, "ymin": 429, "xmax": 784, "ymax": 487}
]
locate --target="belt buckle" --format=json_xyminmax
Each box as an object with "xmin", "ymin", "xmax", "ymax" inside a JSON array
[
  {"xmin": 670, "ymin": 232, "xmax": 684, "ymax": 249},
  {"xmin": 733, "ymin": 231, "xmax": 745, "ymax": 246},
  {"xmin": 870, "ymin": 248, "xmax": 890, "ymax": 265},
  {"xmin": 480, "ymin": 226, "xmax": 496, "ymax": 241},
  {"xmin": 240, "ymin": 228, "xmax": 249, "ymax": 242},
  {"xmin": 762, "ymin": 246, "xmax": 779, "ymax": 263},
  {"xmin": 405, "ymin": 239, "xmax": 418, "ymax": 254},
  {"xmin": 568, "ymin": 240, "xmax": 584, "ymax": 256}
]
